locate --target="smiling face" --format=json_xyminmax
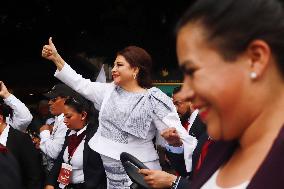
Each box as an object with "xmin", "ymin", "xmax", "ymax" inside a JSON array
[
  {"xmin": 111, "ymin": 55, "xmax": 138, "ymax": 87},
  {"xmin": 176, "ymin": 23, "xmax": 254, "ymax": 140}
]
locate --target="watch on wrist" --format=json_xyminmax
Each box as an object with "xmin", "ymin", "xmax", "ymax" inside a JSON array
[{"xmin": 170, "ymin": 176, "xmax": 181, "ymax": 189}]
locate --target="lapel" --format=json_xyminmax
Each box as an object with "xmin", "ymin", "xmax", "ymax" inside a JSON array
[
  {"xmin": 6, "ymin": 127, "xmax": 15, "ymax": 150},
  {"xmin": 190, "ymin": 126, "xmax": 284, "ymax": 189},
  {"xmin": 247, "ymin": 126, "xmax": 284, "ymax": 188},
  {"xmin": 190, "ymin": 140, "xmax": 238, "ymax": 189},
  {"xmin": 188, "ymin": 115, "xmax": 206, "ymax": 140}
]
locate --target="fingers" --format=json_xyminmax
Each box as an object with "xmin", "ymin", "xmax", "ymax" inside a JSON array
[
  {"xmin": 139, "ymin": 169, "xmax": 151, "ymax": 176},
  {"xmin": 0, "ymin": 81, "xmax": 5, "ymax": 88},
  {"xmin": 161, "ymin": 127, "xmax": 176, "ymax": 137},
  {"xmin": 161, "ymin": 127, "xmax": 179, "ymax": 140},
  {"xmin": 0, "ymin": 81, "xmax": 10, "ymax": 98},
  {"xmin": 48, "ymin": 36, "xmax": 56, "ymax": 50},
  {"xmin": 49, "ymin": 37, "xmax": 53, "ymax": 45},
  {"xmin": 42, "ymin": 45, "xmax": 53, "ymax": 58}
]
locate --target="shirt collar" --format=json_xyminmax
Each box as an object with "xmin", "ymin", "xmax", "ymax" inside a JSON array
[
  {"xmin": 56, "ymin": 113, "xmax": 64, "ymax": 121},
  {"xmin": 0, "ymin": 124, "xmax": 10, "ymax": 146},
  {"xmin": 68, "ymin": 125, "xmax": 87, "ymax": 136}
]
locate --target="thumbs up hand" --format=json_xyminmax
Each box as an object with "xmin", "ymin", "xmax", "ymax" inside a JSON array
[
  {"xmin": 41, "ymin": 37, "xmax": 65, "ymax": 70},
  {"xmin": 42, "ymin": 37, "xmax": 59, "ymax": 62}
]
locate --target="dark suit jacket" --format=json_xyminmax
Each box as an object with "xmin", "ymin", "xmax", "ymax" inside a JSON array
[
  {"xmin": 6, "ymin": 127, "xmax": 43, "ymax": 189},
  {"xmin": 46, "ymin": 122, "xmax": 107, "ymax": 189},
  {"xmin": 166, "ymin": 115, "xmax": 207, "ymax": 177},
  {"xmin": 177, "ymin": 126, "xmax": 284, "ymax": 189},
  {"xmin": 0, "ymin": 151, "xmax": 23, "ymax": 189},
  {"xmin": 188, "ymin": 114, "xmax": 206, "ymax": 140}
]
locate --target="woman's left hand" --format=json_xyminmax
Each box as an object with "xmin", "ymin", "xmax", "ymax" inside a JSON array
[{"xmin": 0, "ymin": 81, "xmax": 11, "ymax": 99}]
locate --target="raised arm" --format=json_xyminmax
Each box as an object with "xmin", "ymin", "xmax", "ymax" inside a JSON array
[
  {"xmin": 41, "ymin": 38, "xmax": 112, "ymax": 110},
  {"xmin": 0, "ymin": 81, "xmax": 33, "ymax": 132},
  {"xmin": 42, "ymin": 37, "xmax": 65, "ymax": 71}
]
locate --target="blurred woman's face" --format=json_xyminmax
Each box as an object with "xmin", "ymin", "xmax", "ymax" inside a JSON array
[
  {"xmin": 176, "ymin": 23, "xmax": 251, "ymax": 140},
  {"xmin": 63, "ymin": 105, "xmax": 86, "ymax": 130},
  {"xmin": 48, "ymin": 97, "xmax": 66, "ymax": 116},
  {"xmin": 111, "ymin": 55, "xmax": 137, "ymax": 86}
]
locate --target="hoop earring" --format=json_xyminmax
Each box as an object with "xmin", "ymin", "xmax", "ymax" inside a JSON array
[{"xmin": 250, "ymin": 72, "xmax": 257, "ymax": 80}]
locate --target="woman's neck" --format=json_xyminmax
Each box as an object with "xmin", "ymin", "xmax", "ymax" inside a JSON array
[
  {"xmin": 120, "ymin": 82, "xmax": 146, "ymax": 93},
  {"xmin": 239, "ymin": 92, "xmax": 284, "ymax": 150}
]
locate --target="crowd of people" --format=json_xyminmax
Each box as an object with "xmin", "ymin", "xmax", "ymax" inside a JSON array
[{"xmin": 1, "ymin": 0, "xmax": 284, "ymax": 188}]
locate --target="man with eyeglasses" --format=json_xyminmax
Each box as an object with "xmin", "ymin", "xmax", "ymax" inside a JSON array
[
  {"xmin": 39, "ymin": 83, "xmax": 77, "ymax": 177},
  {"xmin": 172, "ymin": 86, "xmax": 205, "ymax": 139},
  {"xmin": 164, "ymin": 86, "xmax": 207, "ymax": 176}
]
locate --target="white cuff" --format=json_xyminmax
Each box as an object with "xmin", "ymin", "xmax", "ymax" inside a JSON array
[
  {"xmin": 165, "ymin": 144, "xmax": 184, "ymax": 154},
  {"xmin": 3, "ymin": 94, "xmax": 15, "ymax": 103}
]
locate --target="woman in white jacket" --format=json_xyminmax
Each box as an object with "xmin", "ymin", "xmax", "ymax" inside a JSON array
[{"xmin": 42, "ymin": 38, "xmax": 196, "ymax": 189}]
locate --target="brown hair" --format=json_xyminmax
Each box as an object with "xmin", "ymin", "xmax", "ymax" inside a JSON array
[{"xmin": 117, "ymin": 46, "xmax": 153, "ymax": 88}]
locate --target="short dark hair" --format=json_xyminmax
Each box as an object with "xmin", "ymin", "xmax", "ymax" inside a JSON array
[
  {"xmin": 172, "ymin": 86, "xmax": 182, "ymax": 95},
  {"xmin": 177, "ymin": 0, "xmax": 284, "ymax": 75},
  {"xmin": 117, "ymin": 46, "xmax": 153, "ymax": 88}
]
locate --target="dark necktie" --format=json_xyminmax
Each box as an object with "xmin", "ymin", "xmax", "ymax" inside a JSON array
[
  {"xmin": 0, "ymin": 144, "xmax": 8, "ymax": 153},
  {"xmin": 182, "ymin": 120, "xmax": 189, "ymax": 131},
  {"xmin": 68, "ymin": 130, "xmax": 86, "ymax": 158}
]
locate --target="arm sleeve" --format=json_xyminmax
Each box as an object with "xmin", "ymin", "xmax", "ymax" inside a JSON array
[
  {"xmin": 4, "ymin": 94, "xmax": 33, "ymax": 132},
  {"xmin": 165, "ymin": 150, "xmax": 190, "ymax": 177},
  {"xmin": 176, "ymin": 177, "xmax": 191, "ymax": 189},
  {"xmin": 54, "ymin": 63, "xmax": 112, "ymax": 110},
  {"xmin": 39, "ymin": 121, "xmax": 68, "ymax": 159},
  {"xmin": 153, "ymin": 113, "xmax": 197, "ymax": 172}
]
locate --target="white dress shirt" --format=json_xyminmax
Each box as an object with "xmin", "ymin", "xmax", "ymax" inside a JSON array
[
  {"xmin": 0, "ymin": 124, "xmax": 10, "ymax": 146},
  {"xmin": 63, "ymin": 126, "xmax": 87, "ymax": 184},
  {"xmin": 40, "ymin": 113, "xmax": 68, "ymax": 159},
  {"xmin": 3, "ymin": 94, "xmax": 33, "ymax": 132}
]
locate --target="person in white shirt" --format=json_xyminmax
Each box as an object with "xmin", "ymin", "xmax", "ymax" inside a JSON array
[
  {"xmin": 0, "ymin": 81, "xmax": 43, "ymax": 189},
  {"xmin": 0, "ymin": 81, "xmax": 33, "ymax": 132},
  {"xmin": 42, "ymin": 40, "xmax": 197, "ymax": 188},
  {"xmin": 45, "ymin": 94, "xmax": 106, "ymax": 189},
  {"xmin": 39, "ymin": 83, "xmax": 78, "ymax": 174}
]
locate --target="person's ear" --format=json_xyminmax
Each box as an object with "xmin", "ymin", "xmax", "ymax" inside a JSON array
[
  {"xmin": 81, "ymin": 111, "xmax": 87, "ymax": 121},
  {"xmin": 246, "ymin": 40, "xmax": 271, "ymax": 80}
]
